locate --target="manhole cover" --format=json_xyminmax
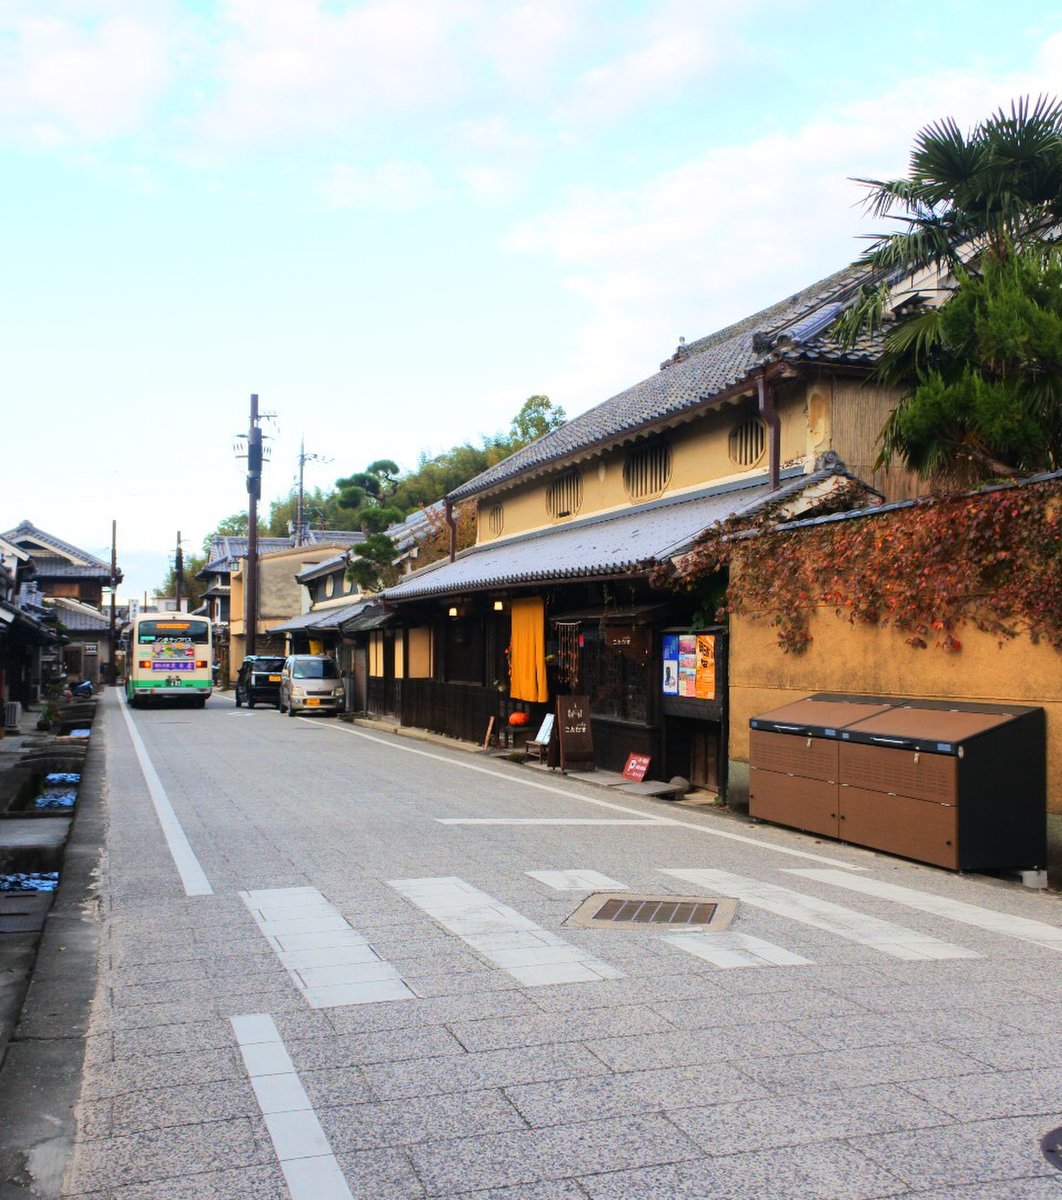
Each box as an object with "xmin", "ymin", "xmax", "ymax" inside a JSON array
[
  {"xmin": 1042, "ymin": 1126, "xmax": 1062, "ymax": 1172},
  {"xmin": 566, "ymin": 892, "xmax": 736, "ymax": 931}
]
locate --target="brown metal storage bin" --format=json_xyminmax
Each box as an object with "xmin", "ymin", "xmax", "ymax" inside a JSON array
[
  {"xmin": 748, "ymin": 693, "xmax": 1045, "ymax": 872},
  {"xmin": 749, "ymin": 729, "xmax": 838, "ymax": 781},
  {"xmin": 748, "ymin": 767, "xmax": 838, "ymax": 838},
  {"xmin": 839, "ymin": 787, "xmax": 958, "ymax": 870}
]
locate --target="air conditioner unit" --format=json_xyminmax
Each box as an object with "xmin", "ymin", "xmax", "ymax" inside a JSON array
[{"xmin": 4, "ymin": 701, "xmax": 22, "ymax": 731}]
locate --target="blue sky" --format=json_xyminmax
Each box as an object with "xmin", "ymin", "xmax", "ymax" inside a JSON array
[{"xmin": 3, "ymin": 0, "xmax": 1061, "ymax": 601}]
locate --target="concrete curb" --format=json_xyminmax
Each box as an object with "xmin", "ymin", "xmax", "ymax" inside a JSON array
[{"xmin": 0, "ymin": 711, "xmax": 105, "ymax": 1198}]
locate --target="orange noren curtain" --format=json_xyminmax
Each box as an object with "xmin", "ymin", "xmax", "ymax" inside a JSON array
[{"xmin": 509, "ymin": 596, "xmax": 548, "ymax": 702}]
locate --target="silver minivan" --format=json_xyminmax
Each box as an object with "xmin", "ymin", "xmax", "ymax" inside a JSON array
[{"xmin": 279, "ymin": 655, "xmax": 344, "ymax": 717}]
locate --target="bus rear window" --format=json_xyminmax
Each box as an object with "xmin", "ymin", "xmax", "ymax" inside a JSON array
[{"xmin": 137, "ymin": 620, "xmax": 210, "ymax": 644}]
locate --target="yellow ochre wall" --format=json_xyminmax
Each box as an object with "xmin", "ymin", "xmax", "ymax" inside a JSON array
[
  {"xmin": 729, "ymin": 606, "xmax": 1062, "ymax": 818},
  {"xmin": 475, "ymin": 372, "xmax": 920, "ymax": 545}
]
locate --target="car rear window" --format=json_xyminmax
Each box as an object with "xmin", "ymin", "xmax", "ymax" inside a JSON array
[
  {"xmin": 292, "ymin": 658, "xmax": 340, "ymax": 679},
  {"xmin": 253, "ymin": 659, "xmax": 286, "ymax": 671}
]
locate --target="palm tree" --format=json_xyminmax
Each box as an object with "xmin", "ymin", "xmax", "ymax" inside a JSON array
[{"xmin": 837, "ymin": 95, "xmax": 1062, "ymax": 342}]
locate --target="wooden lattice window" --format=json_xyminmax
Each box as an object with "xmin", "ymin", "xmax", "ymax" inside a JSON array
[
  {"xmin": 729, "ymin": 417, "xmax": 766, "ymax": 466},
  {"xmin": 546, "ymin": 469, "xmax": 583, "ymax": 519},
  {"xmin": 486, "ymin": 503, "xmax": 504, "ymax": 537},
  {"xmin": 623, "ymin": 441, "xmax": 672, "ymax": 500}
]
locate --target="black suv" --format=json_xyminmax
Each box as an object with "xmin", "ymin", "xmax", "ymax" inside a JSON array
[{"xmin": 234, "ymin": 656, "xmax": 286, "ymax": 709}]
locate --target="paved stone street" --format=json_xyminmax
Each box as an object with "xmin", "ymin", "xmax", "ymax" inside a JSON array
[{"xmin": 55, "ymin": 691, "xmax": 1062, "ymax": 1197}]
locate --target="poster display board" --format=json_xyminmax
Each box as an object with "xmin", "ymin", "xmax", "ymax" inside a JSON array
[
  {"xmin": 662, "ymin": 633, "xmax": 715, "ymax": 700},
  {"xmin": 556, "ymin": 694, "xmax": 595, "ymax": 771}
]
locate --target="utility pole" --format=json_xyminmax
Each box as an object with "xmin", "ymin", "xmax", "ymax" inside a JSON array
[
  {"xmin": 109, "ymin": 519, "xmax": 117, "ymax": 685},
  {"xmin": 294, "ymin": 436, "xmax": 331, "ymax": 546},
  {"xmin": 174, "ymin": 531, "xmax": 183, "ymax": 612},
  {"xmin": 245, "ymin": 394, "xmax": 262, "ymax": 656}
]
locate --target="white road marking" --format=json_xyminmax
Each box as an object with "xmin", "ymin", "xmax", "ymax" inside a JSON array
[
  {"xmin": 117, "ymin": 696, "xmax": 213, "ymax": 896},
  {"xmin": 527, "ymin": 870, "xmax": 630, "ymax": 891},
  {"xmin": 439, "ymin": 818, "xmax": 664, "ymax": 826},
  {"xmin": 231, "ymin": 1013, "xmax": 354, "ymax": 1200},
  {"xmin": 388, "ymin": 876, "xmax": 623, "ymax": 986},
  {"xmin": 241, "ymin": 887, "xmax": 415, "ymax": 1008},
  {"xmin": 660, "ymin": 869, "xmax": 979, "ymax": 961},
  {"xmin": 785, "ymin": 869, "xmax": 1062, "ymax": 953},
  {"xmin": 664, "ymin": 930, "xmax": 813, "ymax": 969},
  {"xmin": 322, "ymin": 721, "xmax": 865, "ymax": 870}
]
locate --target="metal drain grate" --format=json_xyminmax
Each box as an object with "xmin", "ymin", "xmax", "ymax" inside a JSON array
[{"xmin": 566, "ymin": 892, "xmax": 737, "ymax": 931}]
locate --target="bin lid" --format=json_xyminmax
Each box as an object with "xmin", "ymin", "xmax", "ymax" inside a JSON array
[
  {"xmin": 842, "ymin": 705, "xmax": 1016, "ymax": 744},
  {"xmin": 749, "ymin": 695, "xmax": 895, "ymax": 736}
]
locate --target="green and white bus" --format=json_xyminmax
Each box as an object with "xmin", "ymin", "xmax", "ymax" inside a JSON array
[{"xmin": 125, "ymin": 614, "xmax": 213, "ymax": 708}]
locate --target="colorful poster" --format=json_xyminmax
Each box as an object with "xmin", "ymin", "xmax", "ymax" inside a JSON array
[
  {"xmin": 678, "ymin": 633, "xmax": 697, "ymax": 696},
  {"xmin": 661, "ymin": 634, "xmax": 679, "ymax": 695},
  {"xmin": 695, "ymin": 634, "xmax": 716, "ymax": 700}
]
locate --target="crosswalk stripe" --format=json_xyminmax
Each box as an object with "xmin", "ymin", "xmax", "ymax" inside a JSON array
[
  {"xmin": 241, "ymin": 887, "xmax": 415, "ymax": 1008},
  {"xmin": 526, "ymin": 870, "xmax": 629, "ymax": 891},
  {"xmin": 388, "ymin": 876, "xmax": 623, "ymax": 986},
  {"xmin": 664, "ymin": 930, "xmax": 813, "ymax": 969},
  {"xmin": 784, "ymin": 869, "xmax": 1062, "ymax": 953},
  {"xmin": 660, "ymin": 869, "xmax": 979, "ymax": 961}
]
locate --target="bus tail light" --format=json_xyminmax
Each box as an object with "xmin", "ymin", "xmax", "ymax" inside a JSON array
[
  {"xmin": 139, "ymin": 660, "xmax": 151, "ymax": 669},
  {"xmin": 196, "ymin": 661, "xmax": 208, "ymax": 669}
]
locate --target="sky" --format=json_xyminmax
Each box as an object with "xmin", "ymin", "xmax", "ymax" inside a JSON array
[{"xmin": 3, "ymin": 1, "xmax": 1061, "ymax": 602}]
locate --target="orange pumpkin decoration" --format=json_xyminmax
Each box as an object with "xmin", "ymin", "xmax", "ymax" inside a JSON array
[{"xmin": 507, "ymin": 711, "xmax": 530, "ymax": 727}]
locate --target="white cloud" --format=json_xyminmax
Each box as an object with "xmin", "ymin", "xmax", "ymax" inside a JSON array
[
  {"xmin": 317, "ymin": 159, "xmax": 438, "ymax": 210},
  {"xmin": 0, "ymin": 2, "xmax": 180, "ymax": 146},
  {"xmin": 509, "ymin": 55, "xmax": 1062, "ymax": 412}
]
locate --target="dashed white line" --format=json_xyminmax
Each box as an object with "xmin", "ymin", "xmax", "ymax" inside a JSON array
[
  {"xmin": 389, "ymin": 875, "xmax": 623, "ymax": 986},
  {"xmin": 664, "ymin": 930, "xmax": 813, "ymax": 969},
  {"xmin": 660, "ymin": 868, "xmax": 979, "ymax": 961},
  {"xmin": 231, "ymin": 1013, "xmax": 354, "ymax": 1200},
  {"xmin": 241, "ymin": 887, "xmax": 415, "ymax": 1007},
  {"xmin": 527, "ymin": 870, "xmax": 630, "ymax": 891},
  {"xmin": 785, "ymin": 869, "xmax": 1062, "ymax": 953},
  {"xmin": 118, "ymin": 696, "xmax": 213, "ymax": 896}
]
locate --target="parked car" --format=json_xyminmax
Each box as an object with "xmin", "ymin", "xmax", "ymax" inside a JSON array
[
  {"xmin": 234, "ymin": 655, "xmax": 286, "ymax": 709},
  {"xmin": 279, "ymin": 655, "xmax": 344, "ymax": 717}
]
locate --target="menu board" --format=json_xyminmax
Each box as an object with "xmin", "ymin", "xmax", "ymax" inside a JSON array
[
  {"xmin": 662, "ymin": 632, "xmax": 715, "ymax": 701},
  {"xmin": 556, "ymin": 694, "xmax": 595, "ymax": 770}
]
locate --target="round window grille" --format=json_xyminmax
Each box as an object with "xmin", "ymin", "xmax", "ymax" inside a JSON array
[
  {"xmin": 546, "ymin": 469, "xmax": 583, "ymax": 520},
  {"xmin": 623, "ymin": 441, "xmax": 672, "ymax": 500},
  {"xmin": 729, "ymin": 417, "xmax": 767, "ymax": 466},
  {"xmin": 486, "ymin": 503, "xmax": 504, "ymax": 537}
]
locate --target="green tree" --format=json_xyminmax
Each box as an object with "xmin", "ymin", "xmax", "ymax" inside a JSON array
[
  {"xmin": 876, "ymin": 246, "xmax": 1062, "ymax": 484},
  {"xmin": 200, "ymin": 512, "xmax": 265, "ymax": 554},
  {"xmin": 838, "ymin": 95, "xmax": 1062, "ymax": 343},
  {"xmin": 496, "ymin": 394, "xmax": 566, "ymax": 457},
  {"xmin": 336, "ymin": 460, "xmax": 405, "ymax": 592}
]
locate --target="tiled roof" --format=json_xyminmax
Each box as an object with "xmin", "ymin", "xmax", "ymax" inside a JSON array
[
  {"xmin": 25, "ymin": 556, "xmax": 111, "ymax": 580},
  {"xmin": 339, "ymin": 603, "xmax": 393, "ymax": 633},
  {"xmin": 52, "ymin": 601, "xmax": 110, "ymax": 631},
  {"xmin": 447, "ymin": 264, "xmax": 880, "ymax": 502},
  {"xmin": 268, "ymin": 598, "xmax": 372, "ymax": 634},
  {"xmin": 383, "ymin": 466, "xmax": 855, "ymax": 602},
  {"xmin": 199, "ymin": 530, "xmax": 364, "ymax": 576},
  {"xmin": 295, "ymin": 555, "xmax": 347, "ymax": 584}
]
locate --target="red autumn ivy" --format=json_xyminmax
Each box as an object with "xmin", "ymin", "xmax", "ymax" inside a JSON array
[{"xmin": 658, "ymin": 479, "xmax": 1062, "ymax": 654}]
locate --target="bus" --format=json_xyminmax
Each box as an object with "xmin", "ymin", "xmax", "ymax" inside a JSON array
[{"xmin": 125, "ymin": 614, "xmax": 213, "ymax": 708}]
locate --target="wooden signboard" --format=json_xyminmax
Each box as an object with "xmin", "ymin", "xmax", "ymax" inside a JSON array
[
  {"xmin": 623, "ymin": 753, "xmax": 651, "ymax": 782},
  {"xmin": 556, "ymin": 694, "xmax": 594, "ymax": 772}
]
